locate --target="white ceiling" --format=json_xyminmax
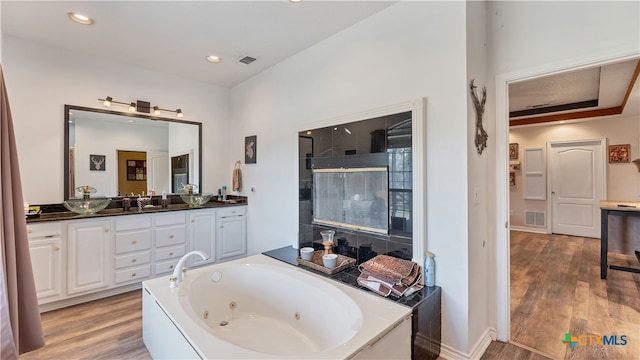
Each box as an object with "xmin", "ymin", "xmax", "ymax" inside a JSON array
[{"xmin": 1, "ymin": 1, "xmax": 395, "ymax": 88}]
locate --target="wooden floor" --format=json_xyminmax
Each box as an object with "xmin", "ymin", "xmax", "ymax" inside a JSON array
[
  {"xmin": 20, "ymin": 290, "xmax": 150, "ymax": 360},
  {"xmin": 509, "ymin": 231, "xmax": 640, "ymax": 359},
  {"xmin": 19, "ymin": 231, "xmax": 640, "ymax": 360}
]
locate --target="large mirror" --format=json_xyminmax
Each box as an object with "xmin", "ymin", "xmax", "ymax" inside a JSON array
[{"xmin": 64, "ymin": 105, "xmax": 201, "ymax": 199}]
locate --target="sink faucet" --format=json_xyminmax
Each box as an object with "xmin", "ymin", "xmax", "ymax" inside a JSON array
[{"xmin": 169, "ymin": 251, "xmax": 209, "ymax": 288}]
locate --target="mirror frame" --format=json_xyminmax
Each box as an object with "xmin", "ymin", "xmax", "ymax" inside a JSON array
[{"xmin": 64, "ymin": 104, "xmax": 202, "ymax": 199}]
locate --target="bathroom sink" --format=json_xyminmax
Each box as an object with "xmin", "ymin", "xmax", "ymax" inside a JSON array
[
  {"xmin": 180, "ymin": 193, "xmax": 213, "ymax": 207},
  {"xmin": 62, "ymin": 197, "xmax": 112, "ymax": 215}
]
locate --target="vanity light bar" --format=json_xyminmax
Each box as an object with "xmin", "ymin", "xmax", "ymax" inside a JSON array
[{"xmin": 98, "ymin": 96, "xmax": 184, "ymax": 118}]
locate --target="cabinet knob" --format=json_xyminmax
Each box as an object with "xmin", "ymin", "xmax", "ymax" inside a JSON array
[
  {"xmin": 28, "ymin": 229, "xmax": 33, "ymax": 234},
  {"xmin": 169, "ymin": 265, "xmax": 174, "ymax": 269},
  {"xmin": 54, "ymin": 246, "xmax": 60, "ymax": 251},
  {"xmin": 169, "ymin": 235, "xmax": 175, "ymax": 239},
  {"xmin": 132, "ymin": 240, "xmax": 137, "ymax": 244},
  {"xmin": 131, "ymin": 272, "xmax": 137, "ymax": 277},
  {"xmin": 131, "ymin": 258, "xmax": 137, "ymax": 263},
  {"xmin": 169, "ymin": 252, "xmax": 174, "ymax": 256},
  {"xmin": 105, "ymin": 228, "xmax": 110, "ymax": 233},
  {"xmin": 191, "ymin": 220, "xmax": 195, "ymax": 223}
]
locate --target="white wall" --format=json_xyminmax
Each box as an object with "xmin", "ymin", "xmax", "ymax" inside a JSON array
[
  {"xmin": 2, "ymin": 35, "xmax": 230, "ymax": 204},
  {"xmin": 509, "ymin": 115, "xmax": 640, "ymax": 227},
  {"xmin": 230, "ymin": 2, "xmax": 473, "ymax": 354},
  {"xmin": 466, "ymin": 0, "xmax": 492, "ymax": 354}
]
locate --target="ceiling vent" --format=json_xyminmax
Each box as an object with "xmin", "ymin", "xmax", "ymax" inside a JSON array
[{"xmin": 237, "ymin": 56, "xmax": 257, "ymax": 65}]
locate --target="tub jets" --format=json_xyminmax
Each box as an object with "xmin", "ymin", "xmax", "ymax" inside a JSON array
[
  {"xmin": 169, "ymin": 251, "xmax": 210, "ymax": 288},
  {"xmin": 219, "ymin": 320, "xmax": 229, "ymax": 327}
]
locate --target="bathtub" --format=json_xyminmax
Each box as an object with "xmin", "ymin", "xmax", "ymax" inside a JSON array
[{"xmin": 142, "ymin": 254, "xmax": 412, "ymax": 359}]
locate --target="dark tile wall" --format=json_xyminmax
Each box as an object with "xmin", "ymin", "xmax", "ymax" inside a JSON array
[{"xmin": 298, "ymin": 111, "xmax": 413, "ymax": 265}]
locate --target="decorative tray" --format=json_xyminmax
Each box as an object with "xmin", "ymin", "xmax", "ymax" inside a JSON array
[{"xmin": 296, "ymin": 250, "xmax": 356, "ymax": 275}]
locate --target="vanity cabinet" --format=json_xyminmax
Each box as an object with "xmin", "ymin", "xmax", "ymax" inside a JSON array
[
  {"xmin": 27, "ymin": 223, "xmax": 63, "ymax": 303},
  {"xmin": 67, "ymin": 220, "xmax": 111, "ymax": 295},
  {"xmin": 28, "ymin": 205, "xmax": 246, "ymax": 311},
  {"xmin": 188, "ymin": 209, "xmax": 216, "ymax": 267},
  {"xmin": 216, "ymin": 206, "xmax": 247, "ymax": 262},
  {"xmin": 113, "ymin": 216, "xmax": 152, "ymax": 285},
  {"xmin": 154, "ymin": 212, "xmax": 187, "ymax": 274}
]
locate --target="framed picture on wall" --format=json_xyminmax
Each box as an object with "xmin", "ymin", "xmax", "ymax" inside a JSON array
[
  {"xmin": 127, "ymin": 160, "xmax": 147, "ymax": 180},
  {"xmin": 89, "ymin": 154, "xmax": 106, "ymax": 171},
  {"xmin": 509, "ymin": 172, "xmax": 516, "ymax": 187},
  {"xmin": 609, "ymin": 144, "xmax": 630, "ymax": 163},
  {"xmin": 509, "ymin": 143, "xmax": 519, "ymax": 160},
  {"xmin": 245, "ymin": 135, "xmax": 257, "ymax": 164}
]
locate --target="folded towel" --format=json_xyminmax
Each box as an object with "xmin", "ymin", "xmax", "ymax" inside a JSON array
[
  {"xmin": 232, "ymin": 165, "xmax": 242, "ymax": 192},
  {"xmin": 358, "ymin": 255, "xmax": 420, "ymax": 287},
  {"xmin": 357, "ymin": 271, "xmax": 423, "ymax": 298},
  {"xmin": 358, "ymin": 255, "xmax": 423, "ymax": 297}
]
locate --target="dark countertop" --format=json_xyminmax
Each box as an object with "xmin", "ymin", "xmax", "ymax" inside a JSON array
[
  {"xmin": 26, "ymin": 196, "xmax": 247, "ymax": 223},
  {"xmin": 262, "ymin": 246, "xmax": 440, "ymax": 309}
]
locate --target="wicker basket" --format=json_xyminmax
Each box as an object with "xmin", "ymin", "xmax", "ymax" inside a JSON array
[{"xmin": 296, "ymin": 250, "xmax": 356, "ymax": 275}]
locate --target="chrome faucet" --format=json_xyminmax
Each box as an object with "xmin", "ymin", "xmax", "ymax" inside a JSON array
[{"xmin": 169, "ymin": 251, "xmax": 209, "ymax": 288}]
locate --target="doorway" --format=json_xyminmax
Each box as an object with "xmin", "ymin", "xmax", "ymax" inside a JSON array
[
  {"xmin": 117, "ymin": 150, "xmax": 146, "ymax": 196},
  {"xmin": 495, "ymin": 52, "xmax": 640, "ymax": 342},
  {"xmin": 548, "ymin": 139, "xmax": 606, "ymax": 238},
  {"xmin": 171, "ymin": 154, "xmax": 189, "ymax": 193}
]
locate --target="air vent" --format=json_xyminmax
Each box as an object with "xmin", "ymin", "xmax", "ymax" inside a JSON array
[
  {"xmin": 524, "ymin": 210, "xmax": 545, "ymax": 227},
  {"xmin": 237, "ymin": 56, "xmax": 257, "ymax": 65}
]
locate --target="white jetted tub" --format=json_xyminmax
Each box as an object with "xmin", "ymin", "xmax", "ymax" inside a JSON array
[{"xmin": 142, "ymin": 254, "xmax": 412, "ymax": 359}]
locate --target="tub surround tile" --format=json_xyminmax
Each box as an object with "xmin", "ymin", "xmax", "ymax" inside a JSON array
[{"xmin": 262, "ymin": 246, "xmax": 441, "ymax": 359}]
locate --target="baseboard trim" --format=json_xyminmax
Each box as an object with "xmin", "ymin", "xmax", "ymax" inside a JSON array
[
  {"xmin": 510, "ymin": 226, "xmax": 548, "ymax": 234},
  {"xmin": 439, "ymin": 327, "xmax": 496, "ymax": 360}
]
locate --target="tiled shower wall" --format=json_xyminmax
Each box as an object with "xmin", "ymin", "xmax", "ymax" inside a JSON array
[{"xmin": 298, "ymin": 111, "xmax": 414, "ymax": 264}]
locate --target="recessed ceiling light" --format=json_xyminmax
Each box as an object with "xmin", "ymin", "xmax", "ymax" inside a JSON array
[
  {"xmin": 67, "ymin": 12, "xmax": 94, "ymax": 25},
  {"xmin": 206, "ymin": 55, "xmax": 222, "ymax": 63},
  {"xmin": 289, "ymin": 0, "xmax": 303, "ymax": 3}
]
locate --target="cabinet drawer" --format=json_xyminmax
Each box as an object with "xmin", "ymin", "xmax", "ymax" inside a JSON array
[
  {"xmin": 217, "ymin": 206, "xmax": 246, "ymax": 218},
  {"xmin": 155, "ymin": 225, "xmax": 186, "ymax": 247},
  {"xmin": 115, "ymin": 230, "xmax": 151, "ymax": 254},
  {"xmin": 114, "ymin": 264, "xmax": 151, "ymax": 284},
  {"xmin": 115, "ymin": 252, "xmax": 151, "ymax": 270},
  {"xmin": 27, "ymin": 222, "xmax": 61, "ymax": 239},
  {"xmin": 155, "ymin": 260, "xmax": 178, "ymax": 274},
  {"xmin": 155, "ymin": 212, "xmax": 186, "ymax": 227},
  {"xmin": 115, "ymin": 215, "xmax": 151, "ymax": 232},
  {"xmin": 155, "ymin": 245, "xmax": 185, "ymax": 262}
]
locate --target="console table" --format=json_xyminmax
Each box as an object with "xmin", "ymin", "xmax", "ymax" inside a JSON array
[{"xmin": 600, "ymin": 200, "xmax": 640, "ymax": 279}]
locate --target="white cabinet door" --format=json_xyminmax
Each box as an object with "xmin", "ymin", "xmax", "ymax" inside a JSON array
[
  {"xmin": 217, "ymin": 214, "xmax": 247, "ymax": 262},
  {"xmin": 67, "ymin": 220, "xmax": 111, "ymax": 295},
  {"xmin": 29, "ymin": 237, "xmax": 63, "ymax": 301},
  {"xmin": 188, "ymin": 210, "xmax": 215, "ymax": 266}
]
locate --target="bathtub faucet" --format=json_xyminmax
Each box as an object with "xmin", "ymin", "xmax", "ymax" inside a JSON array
[{"xmin": 169, "ymin": 250, "xmax": 210, "ymax": 288}]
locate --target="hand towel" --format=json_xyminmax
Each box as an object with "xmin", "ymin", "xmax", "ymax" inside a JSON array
[
  {"xmin": 232, "ymin": 162, "xmax": 242, "ymax": 192},
  {"xmin": 358, "ymin": 255, "xmax": 419, "ymax": 287}
]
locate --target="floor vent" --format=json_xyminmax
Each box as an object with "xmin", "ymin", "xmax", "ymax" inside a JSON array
[{"xmin": 525, "ymin": 211, "xmax": 545, "ymax": 227}]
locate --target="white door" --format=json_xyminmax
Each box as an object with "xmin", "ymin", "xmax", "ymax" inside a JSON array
[
  {"xmin": 549, "ymin": 139, "xmax": 605, "ymax": 238},
  {"xmin": 147, "ymin": 151, "xmax": 169, "ymax": 193}
]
